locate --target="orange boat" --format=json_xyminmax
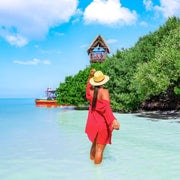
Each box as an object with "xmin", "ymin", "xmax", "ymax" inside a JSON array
[{"xmin": 35, "ymin": 88, "xmax": 60, "ymax": 107}]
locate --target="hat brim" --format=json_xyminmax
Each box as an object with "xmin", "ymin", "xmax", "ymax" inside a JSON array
[{"xmin": 89, "ymin": 75, "xmax": 109, "ymax": 86}]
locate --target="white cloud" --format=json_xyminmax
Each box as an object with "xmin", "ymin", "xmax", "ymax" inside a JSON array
[
  {"xmin": 0, "ymin": 0, "xmax": 78, "ymax": 47},
  {"xmin": 72, "ymin": 8, "xmax": 83, "ymax": 24},
  {"xmin": 5, "ymin": 34, "xmax": 28, "ymax": 47},
  {"xmin": 80, "ymin": 44, "xmax": 88, "ymax": 48},
  {"xmin": 13, "ymin": 58, "xmax": 51, "ymax": 65},
  {"xmin": 143, "ymin": 0, "xmax": 153, "ymax": 10},
  {"xmin": 83, "ymin": 0, "xmax": 137, "ymax": 26},
  {"xmin": 155, "ymin": 0, "xmax": 180, "ymax": 18},
  {"xmin": 34, "ymin": 45, "xmax": 62, "ymax": 54},
  {"xmin": 43, "ymin": 60, "xmax": 51, "ymax": 65},
  {"xmin": 107, "ymin": 38, "xmax": 118, "ymax": 44},
  {"xmin": 143, "ymin": 0, "xmax": 180, "ymax": 18},
  {"xmin": 54, "ymin": 32, "xmax": 65, "ymax": 37},
  {"xmin": 140, "ymin": 21, "xmax": 149, "ymax": 27}
]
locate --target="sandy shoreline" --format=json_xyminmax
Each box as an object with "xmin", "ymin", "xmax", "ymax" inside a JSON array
[
  {"xmin": 134, "ymin": 110, "xmax": 180, "ymax": 122},
  {"xmin": 75, "ymin": 105, "xmax": 180, "ymax": 122}
]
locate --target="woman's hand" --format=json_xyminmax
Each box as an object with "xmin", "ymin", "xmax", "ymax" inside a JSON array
[
  {"xmin": 112, "ymin": 119, "xmax": 120, "ymax": 130},
  {"xmin": 89, "ymin": 68, "xmax": 96, "ymax": 78}
]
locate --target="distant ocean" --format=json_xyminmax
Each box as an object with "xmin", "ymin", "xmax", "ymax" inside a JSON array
[{"xmin": 0, "ymin": 98, "xmax": 179, "ymax": 180}]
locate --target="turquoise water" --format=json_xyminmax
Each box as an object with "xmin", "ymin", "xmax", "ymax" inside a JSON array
[{"xmin": 0, "ymin": 98, "xmax": 179, "ymax": 180}]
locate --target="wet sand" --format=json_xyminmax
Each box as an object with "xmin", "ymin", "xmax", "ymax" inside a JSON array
[{"xmin": 135, "ymin": 110, "xmax": 180, "ymax": 122}]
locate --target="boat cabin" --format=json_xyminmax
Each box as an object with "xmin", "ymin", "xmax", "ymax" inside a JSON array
[
  {"xmin": 87, "ymin": 35, "xmax": 110, "ymax": 63},
  {"xmin": 46, "ymin": 88, "xmax": 56, "ymax": 100}
]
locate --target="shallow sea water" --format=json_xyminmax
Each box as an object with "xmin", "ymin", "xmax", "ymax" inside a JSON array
[{"xmin": 0, "ymin": 98, "xmax": 179, "ymax": 180}]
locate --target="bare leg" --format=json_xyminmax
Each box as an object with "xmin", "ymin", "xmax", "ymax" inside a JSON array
[
  {"xmin": 90, "ymin": 136, "xmax": 97, "ymax": 160},
  {"xmin": 94, "ymin": 143, "xmax": 106, "ymax": 164}
]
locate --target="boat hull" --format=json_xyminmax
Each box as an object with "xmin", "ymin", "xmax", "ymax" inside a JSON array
[{"xmin": 35, "ymin": 99, "xmax": 60, "ymax": 107}]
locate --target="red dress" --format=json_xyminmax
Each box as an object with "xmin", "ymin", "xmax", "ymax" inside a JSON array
[{"xmin": 85, "ymin": 83, "xmax": 116, "ymax": 145}]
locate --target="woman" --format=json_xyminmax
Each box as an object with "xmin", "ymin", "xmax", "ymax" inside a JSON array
[{"xmin": 85, "ymin": 69, "xmax": 120, "ymax": 164}]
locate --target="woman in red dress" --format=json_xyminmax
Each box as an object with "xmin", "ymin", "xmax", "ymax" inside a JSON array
[{"xmin": 85, "ymin": 69, "xmax": 120, "ymax": 164}]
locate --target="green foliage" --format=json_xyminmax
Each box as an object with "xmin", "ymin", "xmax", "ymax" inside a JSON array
[
  {"xmin": 174, "ymin": 87, "xmax": 180, "ymax": 95},
  {"xmin": 131, "ymin": 21, "xmax": 180, "ymax": 101},
  {"xmin": 56, "ymin": 70, "xmax": 88, "ymax": 106},
  {"xmin": 56, "ymin": 63, "xmax": 102, "ymax": 106},
  {"xmin": 56, "ymin": 17, "xmax": 180, "ymax": 111}
]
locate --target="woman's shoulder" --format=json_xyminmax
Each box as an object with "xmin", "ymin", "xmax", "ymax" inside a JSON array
[
  {"xmin": 100, "ymin": 88, "xmax": 109, "ymax": 93},
  {"xmin": 99, "ymin": 88, "xmax": 109, "ymax": 101}
]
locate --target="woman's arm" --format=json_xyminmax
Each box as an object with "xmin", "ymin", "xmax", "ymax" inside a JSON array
[
  {"xmin": 86, "ymin": 69, "xmax": 96, "ymax": 100},
  {"xmin": 87, "ymin": 68, "xmax": 96, "ymax": 83},
  {"xmin": 102, "ymin": 89, "xmax": 120, "ymax": 130}
]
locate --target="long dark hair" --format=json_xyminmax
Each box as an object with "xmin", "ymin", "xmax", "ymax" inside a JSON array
[{"xmin": 92, "ymin": 86, "xmax": 100, "ymax": 110}]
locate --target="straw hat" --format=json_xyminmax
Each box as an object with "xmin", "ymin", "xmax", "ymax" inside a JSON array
[{"xmin": 90, "ymin": 71, "xmax": 109, "ymax": 86}]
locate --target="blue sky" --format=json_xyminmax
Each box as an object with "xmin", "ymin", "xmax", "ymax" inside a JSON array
[{"xmin": 0, "ymin": 0, "xmax": 180, "ymax": 98}]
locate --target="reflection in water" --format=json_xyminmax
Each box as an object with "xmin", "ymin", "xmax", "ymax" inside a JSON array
[{"xmin": 36, "ymin": 104, "xmax": 75, "ymax": 109}]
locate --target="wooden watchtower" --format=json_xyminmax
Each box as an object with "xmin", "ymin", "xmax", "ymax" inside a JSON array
[{"xmin": 87, "ymin": 35, "xmax": 110, "ymax": 63}]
